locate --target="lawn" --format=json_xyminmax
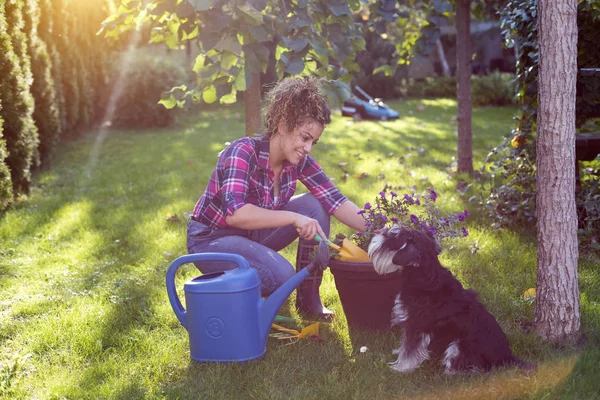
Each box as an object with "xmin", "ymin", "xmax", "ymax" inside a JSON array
[{"xmin": 1, "ymin": 99, "xmax": 599, "ymax": 399}]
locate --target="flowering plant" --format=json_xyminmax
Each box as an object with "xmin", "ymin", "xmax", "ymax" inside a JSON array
[{"xmin": 346, "ymin": 185, "xmax": 470, "ymax": 252}]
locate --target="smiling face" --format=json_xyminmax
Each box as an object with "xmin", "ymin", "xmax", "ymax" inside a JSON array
[{"xmin": 272, "ymin": 119, "xmax": 323, "ymax": 166}]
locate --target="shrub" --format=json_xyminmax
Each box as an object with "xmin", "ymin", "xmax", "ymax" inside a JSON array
[
  {"xmin": 23, "ymin": 0, "xmax": 61, "ymax": 167},
  {"xmin": 0, "ymin": 1, "xmax": 39, "ymax": 195},
  {"xmin": 577, "ymin": 158, "xmax": 600, "ymax": 252},
  {"xmin": 0, "ymin": 116, "xmax": 13, "ymax": 210},
  {"xmin": 104, "ymin": 52, "xmax": 190, "ymax": 129},
  {"xmin": 471, "ymin": 72, "xmax": 517, "ymax": 107},
  {"xmin": 401, "ymin": 76, "xmax": 457, "ymax": 98}
]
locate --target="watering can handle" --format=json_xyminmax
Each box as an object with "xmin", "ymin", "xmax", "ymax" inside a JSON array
[{"xmin": 165, "ymin": 253, "xmax": 250, "ymax": 330}]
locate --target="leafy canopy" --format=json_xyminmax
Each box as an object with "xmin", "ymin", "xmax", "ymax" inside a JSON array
[{"xmin": 100, "ymin": 0, "xmax": 366, "ymax": 108}]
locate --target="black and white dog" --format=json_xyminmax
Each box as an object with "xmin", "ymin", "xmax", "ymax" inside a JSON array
[{"xmin": 368, "ymin": 225, "xmax": 533, "ymax": 374}]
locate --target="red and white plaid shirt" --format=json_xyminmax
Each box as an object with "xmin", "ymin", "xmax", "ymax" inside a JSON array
[{"xmin": 192, "ymin": 136, "xmax": 347, "ymax": 229}]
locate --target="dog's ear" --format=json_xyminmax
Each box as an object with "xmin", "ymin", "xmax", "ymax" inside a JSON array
[{"xmin": 391, "ymin": 239, "xmax": 422, "ymax": 267}]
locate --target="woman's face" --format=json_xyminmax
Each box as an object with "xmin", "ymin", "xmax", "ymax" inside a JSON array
[{"xmin": 279, "ymin": 120, "xmax": 324, "ymax": 165}]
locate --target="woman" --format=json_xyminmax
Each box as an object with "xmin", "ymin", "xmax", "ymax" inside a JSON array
[{"xmin": 187, "ymin": 76, "xmax": 366, "ymax": 320}]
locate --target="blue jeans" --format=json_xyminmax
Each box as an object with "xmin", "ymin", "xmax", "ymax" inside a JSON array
[{"xmin": 186, "ymin": 193, "xmax": 330, "ymax": 296}]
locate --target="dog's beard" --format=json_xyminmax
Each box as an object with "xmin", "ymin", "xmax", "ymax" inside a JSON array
[{"xmin": 368, "ymin": 234, "xmax": 401, "ymax": 275}]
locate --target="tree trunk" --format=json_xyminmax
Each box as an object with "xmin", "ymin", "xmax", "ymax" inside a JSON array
[
  {"xmin": 535, "ymin": 0, "xmax": 580, "ymax": 345},
  {"xmin": 455, "ymin": 0, "xmax": 473, "ymax": 174},
  {"xmin": 244, "ymin": 72, "xmax": 262, "ymax": 136},
  {"xmin": 436, "ymin": 39, "xmax": 451, "ymax": 78}
]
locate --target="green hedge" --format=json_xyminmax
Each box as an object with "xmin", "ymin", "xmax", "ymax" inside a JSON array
[
  {"xmin": 102, "ymin": 52, "xmax": 189, "ymax": 129},
  {"xmin": 0, "ymin": 0, "xmax": 39, "ymax": 195},
  {"xmin": 401, "ymin": 73, "xmax": 517, "ymax": 107}
]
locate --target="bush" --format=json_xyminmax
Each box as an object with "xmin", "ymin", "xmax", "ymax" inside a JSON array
[
  {"xmin": 401, "ymin": 76, "xmax": 456, "ymax": 98},
  {"xmin": 103, "ymin": 52, "xmax": 189, "ymax": 129},
  {"xmin": 24, "ymin": 0, "xmax": 61, "ymax": 167},
  {"xmin": 577, "ymin": 158, "xmax": 600, "ymax": 252},
  {"xmin": 0, "ymin": 2, "xmax": 39, "ymax": 195},
  {"xmin": 0, "ymin": 119, "xmax": 13, "ymax": 210},
  {"xmin": 471, "ymin": 72, "xmax": 517, "ymax": 107},
  {"xmin": 400, "ymin": 73, "xmax": 517, "ymax": 107}
]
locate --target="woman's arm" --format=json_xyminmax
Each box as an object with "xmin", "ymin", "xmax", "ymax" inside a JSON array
[
  {"xmin": 225, "ymin": 204, "xmax": 328, "ymax": 240},
  {"xmin": 333, "ymin": 200, "xmax": 367, "ymax": 232}
]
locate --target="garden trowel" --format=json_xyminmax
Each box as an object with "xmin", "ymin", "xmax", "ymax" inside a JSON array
[{"xmin": 314, "ymin": 233, "xmax": 370, "ymax": 263}]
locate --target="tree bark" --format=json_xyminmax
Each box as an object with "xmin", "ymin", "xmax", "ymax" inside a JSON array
[
  {"xmin": 436, "ymin": 39, "xmax": 451, "ymax": 78},
  {"xmin": 535, "ymin": 0, "xmax": 580, "ymax": 345},
  {"xmin": 455, "ymin": 0, "xmax": 473, "ymax": 174},
  {"xmin": 244, "ymin": 72, "xmax": 262, "ymax": 136}
]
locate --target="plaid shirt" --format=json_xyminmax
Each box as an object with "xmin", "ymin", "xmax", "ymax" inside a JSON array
[{"xmin": 192, "ymin": 136, "xmax": 347, "ymax": 229}]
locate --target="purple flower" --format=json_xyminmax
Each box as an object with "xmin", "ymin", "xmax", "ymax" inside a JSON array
[
  {"xmin": 379, "ymin": 214, "xmax": 388, "ymax": 222},
  {"xmin": 421, "ymin": 222, "xmax": 427, "ymax": 228},
  {"xmin": 439, "ymin": 217, "xmax": 449, "ymax": 224},
  {"xmin": 391, "ymin": 217, "xmax": 398, "ymax": 223},
  {"xmin": 404, "ymin": 194, "xmax": 415, "ymax": 205},
  {"xmin": 457, "ymin": 213, "xmax": 465, "ymax": 222},
  {"xmin": 409, "ymin": 214, "xmax": 419, "ymax": 224},
  {"xmin": 365, "ymin": 222, "xmax": 371, "ymax": 227},
  {"xmin": 464, "ymin": 209, "xmax": 470, "ymax": 218},
  {"xmin": 415, "ymin": 199, "xmax": 421, "ymax": 206},
  {"xmin": 390, "ymin": 191, "xmax": 398, "ymax": 197},
  {"xmin": 426, "ymin": 227, "xmax": 437, "ymax": 237},
  {"xmin": 364, "ymin": 202, "xmax": 372, "ymax": 210},
  {"xmin": 429, "ymin": 189, "xmax": 438, "ymax": 203},
  {"xmin": 462, "ymin": 227, "xmax": 469, "ymax": 237},
  {"xmin": 379, "ymin": 191, "xmax": 386, "ymax": 199},
  {"xmin": 356, "ymin": 231, "xmax": 363, "ymax": 236},
  {"xmin": 357, "ymin": 210, "xmax": 366, "ymax": 215}
]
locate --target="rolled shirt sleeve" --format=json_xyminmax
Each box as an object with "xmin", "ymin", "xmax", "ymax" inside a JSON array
[
  {"xmin": 219, "ymin": 143, "xmax": 253, "ymax": 217},
  {"xmin": 298, "ymin": 155, "xmax": 348, "ymax": 214}
]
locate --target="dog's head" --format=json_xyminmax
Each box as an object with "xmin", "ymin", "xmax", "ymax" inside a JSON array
[{"xmin": 368, "ymin": 224, "xmax": 442, "ymax": 274}]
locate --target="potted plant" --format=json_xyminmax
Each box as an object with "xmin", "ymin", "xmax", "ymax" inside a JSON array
[{"xmin": 329, "ymin": 185, "xmax": 470, "ymax": 331}]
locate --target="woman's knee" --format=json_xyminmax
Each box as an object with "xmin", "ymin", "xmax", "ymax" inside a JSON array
[{"xmin": 289, "ymin": 193, "xmax": 330, "ymax": 232}]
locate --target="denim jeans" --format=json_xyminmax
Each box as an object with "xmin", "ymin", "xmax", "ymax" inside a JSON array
[{"xmin": 186, "ymin": 193, "xmax": 330, "ymax": 296}]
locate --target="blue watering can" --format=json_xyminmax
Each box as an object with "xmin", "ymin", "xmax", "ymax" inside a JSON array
[{"xmin": 166, "ymin": 251, "xmax": 325, "ymax": 362}]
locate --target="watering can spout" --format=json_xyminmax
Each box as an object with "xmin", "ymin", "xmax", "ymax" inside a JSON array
[
  {"xmin": 258, "ymin": 240, "xmax": 330, "ymax": 344},
  {"xmin": 258, "ymin": 267, "xmax": 311, "ymax": 344}
]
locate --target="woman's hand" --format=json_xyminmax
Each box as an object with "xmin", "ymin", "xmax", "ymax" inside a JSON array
[{"xmin": 294, "ymin": 214, "xmax": 327, "ymax": 241}]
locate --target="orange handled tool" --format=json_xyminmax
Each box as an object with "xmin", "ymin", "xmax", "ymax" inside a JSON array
[{"xmin": 297, "ymin": 228, "xmax": 370, "ymax": 262}]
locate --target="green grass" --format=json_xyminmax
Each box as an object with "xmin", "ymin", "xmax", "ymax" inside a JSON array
[{"xmin": 1, "ymin": 99, "xmax": 599, "ymax": 399}]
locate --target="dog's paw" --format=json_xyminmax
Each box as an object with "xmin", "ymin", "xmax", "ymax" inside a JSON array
[{"xmin": 389, "ymin": 362, "xmax": 417, "ymax": 373}]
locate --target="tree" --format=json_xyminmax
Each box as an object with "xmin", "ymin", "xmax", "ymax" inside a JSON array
[
  {"xmin": 23, "ymin": 0, "xmax": 61, "ymax": 167},
  {"xmin": 534, "ymin": 0, "xmax": 580, "ymax": 344},
  {"xmin": 368, "ymin": 0, "xmax": 477, "ymax": 174},
  {"xmin": 455, "ymin": 0, "xmax": 472, "ymax": 173},
  {"xmin": 1, "ymin": 0, "xmax": 39, "ymax": 195},
  {"xmin": 101, "ymin": 0, "xmax": 364, "ymax": 136}
]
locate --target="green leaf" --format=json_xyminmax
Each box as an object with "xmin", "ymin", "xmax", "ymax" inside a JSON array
[
  {"xmin": 176, "ymin": 1, "xmax": 196, "ymax": 18},
  {"xmin": 347, "ymin": 0, "xmax": 361, "ymax": 11},
  {"xmin": 221, "ymin": 35, "xmax": 242, "ymax": 55},
  {"xmin": 220, "ymin": 88, "xmax": 237, "ymax": 104},
  {"xmin": 189, "ymin": 0, "xmax": 214, "ymax": 11},
  {"xmin": 327, "ymin": 2, "xmax": 351, "ymax": 17},
  {"xmin": 285, "ymin": 56, "xmax": 305, "ymax": 75},
  {"xmin": 248, "ymin": 25, "xmax": 269, "ymax": 43},
  {"xmin": 236, "ymin": 3, "xmax": 263, "ymax": 26},
  {"xmin": 373, "ymin": 65, "xmax": 393, "ymax": 77},
  {"xmin": 202, "ymin": 85, "xmax": 217, "ymax": 104},
  {"xmin": 323, "ymin": 79, "xmax": 351, "ymax": 108},
  {"xmin": 234, "ymin": 67, "xmax": 247, "ymax": 91},
  {"xmin": 248, "ymin": 0, "xmax": 267, "ymax": 11},
  {"xmin": 220, "ymin": 51, "xmax": 239, "ymax": 70},
  {"xmin": 158, "ymin": 95, "xmax": 178, "ymax": 109},
  {"xmin": 283, "ymin": 36, "xmax": 309, "ymax": 53},
  {"xmin": 192, "ymin": 54, "xmax": 206, "ymax": 74}
]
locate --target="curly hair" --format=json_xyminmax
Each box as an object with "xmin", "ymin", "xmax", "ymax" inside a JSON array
[{"xmin": 263, "ymin": 76, "xmax": 331, "ymax": 138}]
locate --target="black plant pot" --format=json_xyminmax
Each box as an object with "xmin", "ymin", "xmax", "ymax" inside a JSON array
[{"xmin": 329, "ymin": 258, "xmax": 402, "ymax": 331}]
